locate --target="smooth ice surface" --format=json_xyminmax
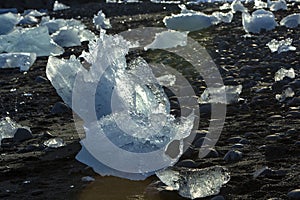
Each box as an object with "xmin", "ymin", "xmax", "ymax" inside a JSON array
[
  {"xmin": 163, "ymin": 5, "xmax": 226, "ymax": 31},
  {"xmin": 44, "ymin": 138, "xmax": 66, "ymax": 148},
  {"xmin": 156, "ymin": 166, "xmax": 230, "ymax": 199},
  {"xmin": 267, "ymin": 38, "xmax": 296, "ymax": 53},
  {"xmin": 0, "ymin": 26, "xmax": 64, "ymax": 57},
  {"xmin": 268, "ymin": 0, "xmax": 287, "ymax": 11},
  {"xmin": 53, "ymin": 1, "xmax": 70, "ymax": 11},
  {"xmin": 280, "ymin": 13, "xmax": 300, "ymax": 28},
  {"xmin": 144, "ymin": 30, "xmax": 188, "ymax": 50},
  {"xmin": 0, "ymin": 52, "xmax": 37, "ymax": 71},
  {"xmin": 199, "ymin": 85, "xmax": 242, "ymax": 104},
  {"xmin": 0, "ymin": 117, "xmax": 20, "ymax": 142},
  {"xmin": 47, "ymin": 33, "xmax": 195, "ymax": 180},
  {"xmin": 231, "ymin": 0, "xmax": 248, "ymax": 13},
  {"xmin": 274, "ymin": 68, "xmax": 295, "ymax": 81},
  {"xmin": 242, "ymin": 9, "xmax": 277, "ymax": 33},
  {"xmin": 93, "ymin": 10, "xmax": 112, "ymax": 30},
  {"xmin": 276, "ymin": 87, "xmax": 294, "ymax": 102},
  {"xmin": 0, "ymin": 12, "xmax": 20, "ymax": 35}
]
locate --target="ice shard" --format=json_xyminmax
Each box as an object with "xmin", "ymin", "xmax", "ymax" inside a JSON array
[
  {"xmin": 44, "ymin": 138, "xmax": 66, "ymax": 148},
  {"xmin": 231, "ymin": 0, "xmax": 248, "ymax": 13},
  {"xmin": 274, "ymin": 68, "xmax": 295, "ymax": 82},
  {"xmin": 0, "ymin": 26, "xmax": 64, "ymax": 57},
  {"xmin": 276, "ymin": 87, "xmax": 294, "ymax": 102},
  {"xmin": 156, "ymin": 166, "xmax": 230, "ymax": 199},
  {"xmin": 199, "ymin": 85, "xmax": 242, "ymax": 104},
  {"xmin": 46, "ymin": 33, "xmax": 195, "ymax": 180},
  {"xmin": 242, "ymin": 9, "xmax": 277, "ymax": 33},
  {"xmin": 267, "ymin": 38, "xmax": 296, "ymax": 53},
  {"xmin": 93, "ymin": 10, "xmax": 112, "ymax": 30},
  {"xmin": 40, "ymin": 17, "xmax": 84, "ymax": 34},
  {"xmin": 53, "ymin": 1, "xmax": 70, "ymax": 11},
  {"xmin": 0, "ymin": 117, "xmax": 20, "ymax": 142},
  {"xmin": 280, "ymin": 13, "xmax": 300, "ymax": 28},
  {"xmin": 0, "ymin": 12, "xmax": 20, "ymax": 35},
  {"xmin": 0, "ymin": 52, "xmax": 37, "ymax": 71}
]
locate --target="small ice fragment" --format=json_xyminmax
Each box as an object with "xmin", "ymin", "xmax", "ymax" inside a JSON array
[
  {"xmin": 280, "ymin": 13, "xmax": 300, "ymax": 28},
  {"xmin": 276, "ymin": 87, "xmax": 294, "ymax": 102},
  {"xmin": 156, "ymin": 166, "xmax": 230, "ymax": 199},
  {"xmin": 18, "ymin": 15, "xmax": 39, "ymax": 25},
  {"xmin": 274, "ymin": 68, "xmax": 295, "ymax": 81},
  {"xmin": 52, "ymin": 27, "xmax": 82, "ymax": 47},
  {"xmin": 254, "ymin": 0, "xmax": 268, "ymax": 9},
  {"xmin": 163, "ymin": 6, "xmax": 219, "ymax": 31},
  {"xmin": 81, "ymin": 176, "xmax": 95, "ymax": 182},
  {"xmin": 212, "ymin": 11, "xmax": 233, "ymax": 23},
  {"xmin": 231, "ymin": 0, "xmax": 248, "ymax": 14},
  {"xmin": 0, "ymin": 117, "xmax": 20, "ymax": 142},
  {"xmin": 10, "ymin": 88, "xmax": 16, "ymax": 92},
  {"xmin": 43, "ymin": 138, "xmax": 66, "ymax": 148},
  {"xmin": 53, "ymin": 1, "xmax": 70, "ymax": 11},
  {"xmin": 220, "ymin": 3, "xmax": 231, "ymax": 10},
  {"xmin": 23, "ymin": 9, "xmax": 47, "ymax": 17},
  {"xmin": 0, "ymin": 26, "xmax": 64, "ymax": 57},
  {"xmin": 199, "ymin": 85, "xmax": 242, "ymax": 104},
  {"xmin": 268, "ymin": 0, "xmax": 287, "ymax": 11},
  {"xmin": 40, "ymin": 17, "xmax": 83, "ymax": 34},
  {"xmin": 93, "ymin": 10, "xmax": 112, "ymax": 30},
  {"xmin": 0, "ymin": 52, "xmax": 37, "ymax": 71},
  {"xmin": 267, "ymin": 38, "xmax": 296, "ymax": 54},
  {"xmin": 156, "ymin": 74, "xmax": 176, "ymax": 87},
  {"xmin": 242, "ymin": 9, "xmax": 277, "ymax": 33},
  {"xmin": 0, "ymin": 12, "xmax": 20, "ymax": 35},
  {"xmin": 144, "ymin": 30, "xmax": 188, "ymax": 50}
]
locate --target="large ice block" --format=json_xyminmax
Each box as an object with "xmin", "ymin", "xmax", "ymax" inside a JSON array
[
  {"xmin": 0, "ymin": 12, "xmax": 20, "ymax": 35},
  {"xmin": 0, "ymin": 26, "xmax": 64, "ymax": 57},
  {"xmin": 0, "ymin": 52, "xmax": 37, "ymax": 71},
  {"xmin": 156, "ymin": 165, "xmax": 230, "ymax": 199}
]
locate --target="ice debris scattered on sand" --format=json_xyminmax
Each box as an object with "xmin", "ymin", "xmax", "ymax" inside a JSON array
[
  {"xmin": 0, "ymin": 26, "xmax": 64, "ymax": 57},
  {"xmin": 0, "ymin": 52, "xmax": 37, "ymax": 71},
  {"xmin": 144, "ymin": 30, "xmax": 188, "ymax": 50},
  {"xmin": 0, "ymin": 12, "xmax": 20, "ymax": 35},
  {"xmin": 280, "ymin": 13, "xmax": 300, "ymax": 28},
  {"xmin": 43, "ymin": 138, "xmax": 66, "ymax": 148},
  {"xmin": 267, "ymin": 0, "xmax": 287, "ymax": 11},
  {"xmin": 46, "ymin": 32, "xmax": 195, "ymax": 180},
  {"xmin": 0, "ymin": 117, "xmax": 20, "ymax": 142},
  {"xmin": 53, "ymin": 1, "xmax": 70, "ymax": 11},
  {"xmin": 242, "ymin": 9, "xmax": 277, "ymax": 33},
  {"xmin": 267, "ymin": 38, "xmax": 296, "ymax": 53},
  {"xmin": 163, "ymin": 5, "xmax": 232, "ymax": 31},
  {"xmin": 93, "ymin": 10, "xmax": 112, "ymax": 30},
  {"xmin": 156, "ymin": 166, "xmax": 230, "ymax": 199},
  {"xmin": 199, "ymin": 85, "xmax": 242, "ymax": 104},
  {"xmin": 274, "ymin": 68, "xmax": 295, "ymax": 81}
]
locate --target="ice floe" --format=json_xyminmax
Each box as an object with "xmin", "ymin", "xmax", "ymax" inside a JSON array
[
  {"xmin": 280, "ymin": 13, "xmax": 300, "ymax": 28},
  {"xmin": 93, "ymin": 10, "xmax": 112, "ymax": 30},
  {"xmin": 267, "ymin": 38, "xmax": 296, "ymax": 53},
  {"xmin": 44, "ymin": 138, "xmax": 66, "ymax": 148},
  {"xmin": 0, "ymin": 52, "xmax": 37, "ymax": 71}
]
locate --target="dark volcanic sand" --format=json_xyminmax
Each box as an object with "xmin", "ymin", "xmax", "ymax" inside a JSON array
[{"xmin": 0, "ymin": 1, "xmax": 300, "ymax": 200}]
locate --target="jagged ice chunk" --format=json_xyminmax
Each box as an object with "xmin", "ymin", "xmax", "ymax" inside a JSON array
[
  {"xmin": 280, "ymin": 13, "xmax": 300, "ymax": 28},
  {"xmin": 0, "ymin": 52, "xmax": 37, "ymax": 71},
  {"xmin": 267, "ymin": 38, "xmax": 296, "ymax": 54},
  {"xmin": 274, "ymin": 68, "xmax": 295, "ymax": 81},
  {"xmin": 199, "ymin": 85, "xmax": 242, "ymax": 104},
  {"xmin": 93, "ymin": 10, "xmax": 112, "ymax": 30}
]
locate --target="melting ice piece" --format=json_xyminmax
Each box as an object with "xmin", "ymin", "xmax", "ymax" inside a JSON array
[
  {"xmin": 242, "ymin": 9, "xmax": 277, "ymax": 33},
  {"xmin": 163, "ymin": 5, "xmax": 220, "ymax": 31},
  {"xmin": 220, "ymin": 3, "xmax": 231, "ymax": 10},
  {"xmin": 280, "ymin": 13, "xmax": 300, "ymax": 28},
  {"xmin": 0, "ymin": 52, "xmax": 37, "ymax": 71},
  {"xmin": 274, "ymin": 68, "xmax": 295, "ymax": 81},
  {"xmin": 18, "ymin": 15, "xmax": 39, "ymax": 25},
  {"xmin": 40, "ymin": 17, "xmax": 84, "ymax": 34},
  {"xmin": 267, "ymin": 38, "xmax": 296, "ymax": 54},
  {"xmin": 0, "ymin": 26, "xmax": 64, "ymax": 57},
  {"xmin": 231, "ymin": 0, "xmax": 248, "ymax": 13},
  {"xmin": 199, "ymin": 85, "xmax": 242, "ymax": 104},
  {"xmin": 0, "ymin": 117, "xmax": 20, "ymax": 142},
  {"xmin": 47, "ymin": 33, "xmax": 195, "ymax": 180},
  {"xmin": 93, "ymin": 10, "xmax": 112, "ymax": 30},
  {"xmin": 254, "ymin": 0, "xmax": 268, "ymax": 9},
  {"xmin": 268, "ymin": 0, "xmax": 287, "ymax": 11},
  {"xmin": 0, "ymin": 12, "xmax": 20, "ymax": 35},
  {"xmin": 144, "ymin": 30, "xmax": 188, "ymax": 50},
  {"xmin": 276, "ymin": 87, "xmax": 294, "ymax": 102},
  {"xmin": 212, "ymin": 11, "xmax": 233, "ymax": 23},
  {"xmin": 23, "ymin": 9, "xmax": 47, "ymax": 17},
  {"xmin": 44, "ymin": 138, "xmax": 66, "ymax": 148},
  {"xmin": 53, "ymin": 1, "xmax": 70, "ymax": 11},
  {"xmin": 156, "ymin": 166, "xmax": 230, "ymax": 199}
]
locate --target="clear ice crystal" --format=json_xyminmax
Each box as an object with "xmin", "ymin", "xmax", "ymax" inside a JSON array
[
  {"xmin": 53, "ymin": 1, "xmax": 70, "ymax": 11},
  {"xmin": 43, "ymin": 138, "xmax": 66, "ymax": 148},
  {"xmin": 0, "ymin": 117, "xmax": 20, "ymax": 142},
  {"xmin": 156, "ymin": 166, "xmax": 230, "ymax": 199},
  {"xmin": 199, "ymin": 85, "xmax": 242, "ymax": 104},
  {"xmin": 267, "ymin": 38, "xmax": 296, "ymax": 54},
  {"xmin": 242, "ymin": 9, "xmax": 277, "ymax": 33},
  {"xmin": 274, "ymin": 68, "xmax": 295, "ymax": 81},
  {"xmin": 93, "ymin": 10, "xmax": 112, "ymax": 30},
  {"xmin": 280, "ymin": 13, "xmax": 300, "ymax": 28},
  {"xmin": 0, "ymin": 12, "xmax": 20, "ymax": 35},
  {"xmin": 0, "ymin": 26, "xmax": 64, "ymax": 57},
  {"xmin": 46, "ymin": 33, "xmax": 195, "ymax": 180},
  {"xmin": 0, "ymin": 52, "xmax": 37, "ymax": 71}
]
